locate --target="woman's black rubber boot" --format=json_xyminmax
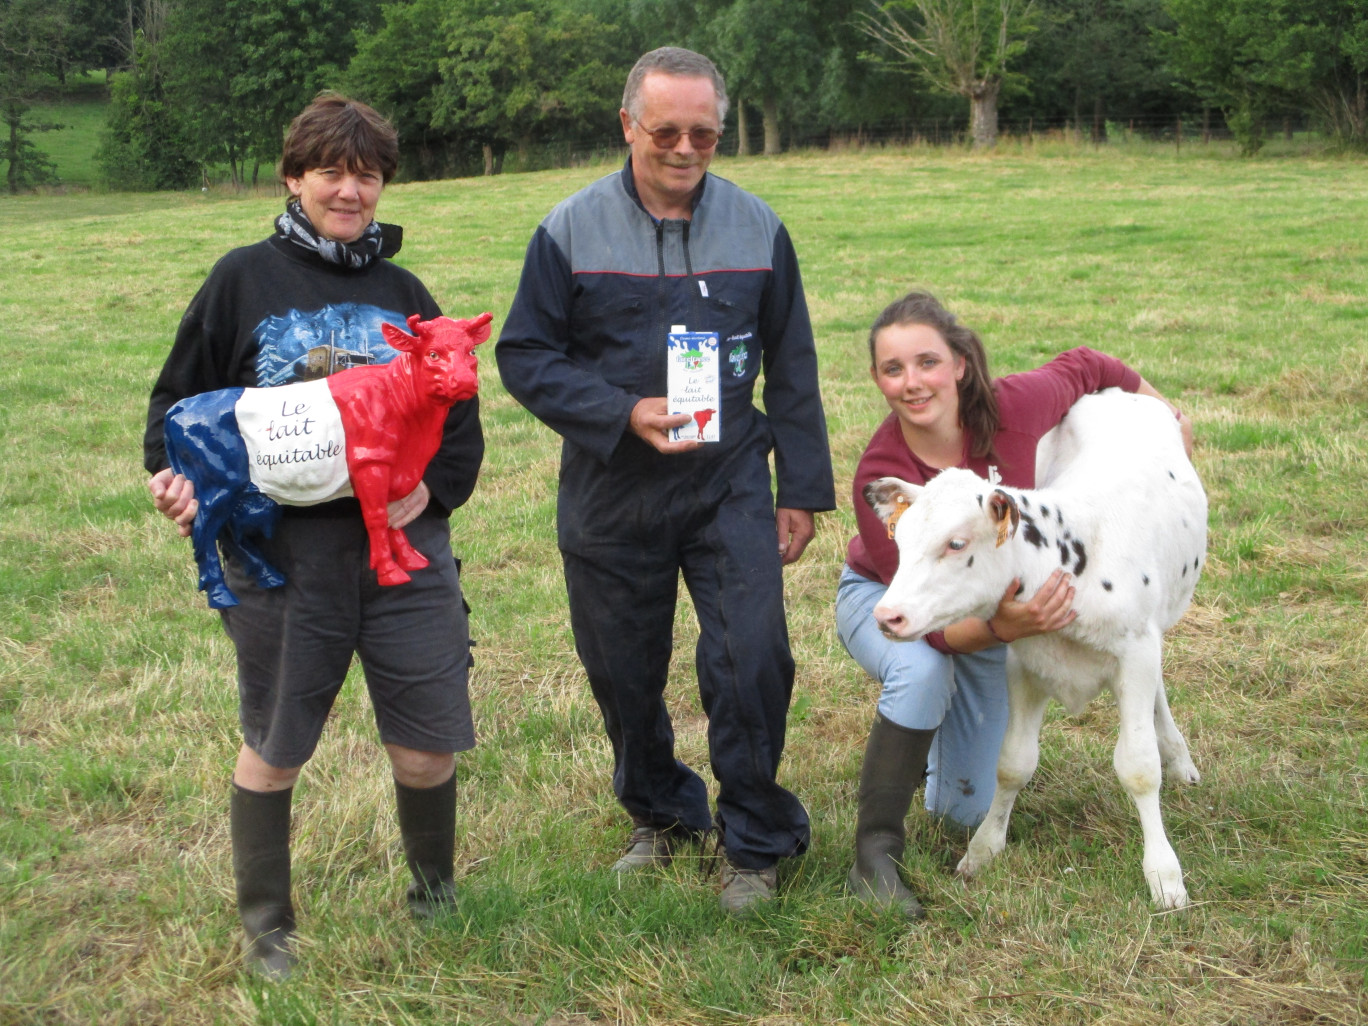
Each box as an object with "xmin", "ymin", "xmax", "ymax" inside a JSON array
[
  {"xmin": 230, "ymin": 783, "xmax": 296, "ymax": 980},
  {"xmin": 847, "ymin": 713, "xmax": 935, "ymax": 921},
  {"xmin": 394, "ymin": 773, "xmax": 458, "ymax": 919}
]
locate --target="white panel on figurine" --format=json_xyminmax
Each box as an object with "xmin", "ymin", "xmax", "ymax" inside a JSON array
[{"xmin": 237, "ymin": 377, "xmax": 354, "ymax": 505}]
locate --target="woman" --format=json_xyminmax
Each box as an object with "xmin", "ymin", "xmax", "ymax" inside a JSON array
[
  {"xmin": 144, "ymin": 94, "xmax": 483, "ymax": 978},
  {"xmin": 838, "ymin": 291, "xmax": 1189, "ymax": 920}
]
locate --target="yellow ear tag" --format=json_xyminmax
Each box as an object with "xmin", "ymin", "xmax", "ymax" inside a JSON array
[{"xmin": 886, "ymin": 493, "xmax": 911, "ymax": 540}]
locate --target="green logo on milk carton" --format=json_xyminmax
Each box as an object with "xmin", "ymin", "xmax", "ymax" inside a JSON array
[{"xmin": 667, "ymin": 328, "xmax": 721, "ymax": 443}]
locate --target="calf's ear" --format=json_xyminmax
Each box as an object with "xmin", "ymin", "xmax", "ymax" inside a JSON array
[
  {"xmin": 989, "ymin": 489, "xmax": 1020, "ymax": 547},
  {"xmin": 864, "ymin": 477, "xmax": 921, "ymax": 525}
]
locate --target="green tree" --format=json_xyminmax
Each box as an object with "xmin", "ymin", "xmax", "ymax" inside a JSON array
[
  {"xmin": 160, "ymin": 0, "xmax": 254, "ymax": 185},
  {"xmin": 1, "ymin": 0, "xmax": 67, "ymax": 192},
  {"xmin": 631, "ymin": 0, "xmax": 857, "ymax": 155},
  {"xmin": 95, "ymin": 28, "xmax": 198, "ymax": 189},
  {"xmin": 1165, "ymin": 0, "xmax": 1368, "ymax": 152},
  {"xmin": 54, "ymin": 0, "xmax": 124, "ymax": 81},
  {"xmin": 431, "ymin": 0, "xmax": 630, "ymax": 174},
  {"xmin": 1010, "ymin": 0, "xmax": 1181, "ymax": 137},
  {"xmin": 700, "ymin": 0, "xmax": 833, "ymax": 154},
  {"xmin": 860, "ymin": 0, "xmax": 1039, "ymax": 147},
  {"xmin": 345, "ymin": 0, "xmax": 476, "ymax": 179},
  {"xmin": 222, "ymin": 0, "xmax": 373, "ymax": 177}
]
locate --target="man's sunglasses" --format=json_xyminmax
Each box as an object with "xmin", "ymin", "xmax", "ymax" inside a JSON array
[{"xmin": 635, "ymin": 120, "xmax": 721, "ymax": 151}]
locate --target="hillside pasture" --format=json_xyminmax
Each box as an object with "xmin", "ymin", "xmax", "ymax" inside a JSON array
[{"xmin": 1, "ymin": 149, "xmax": 1365, "ymax": 1025}]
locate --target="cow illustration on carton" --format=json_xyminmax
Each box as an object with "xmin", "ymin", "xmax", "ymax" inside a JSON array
[{"xmin": 164, "ymin": 312, "xmax": 491, "ymax": 609}]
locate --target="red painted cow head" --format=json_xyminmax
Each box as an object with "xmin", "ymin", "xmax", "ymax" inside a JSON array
[{"xmin": 382, "ymin": 312, "xmax": 493, "ymax": 404}]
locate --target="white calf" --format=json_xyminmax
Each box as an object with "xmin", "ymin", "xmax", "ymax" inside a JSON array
[{"xmin": 867, "ymin": 389, "xmax": 1205, "ymax": 908}]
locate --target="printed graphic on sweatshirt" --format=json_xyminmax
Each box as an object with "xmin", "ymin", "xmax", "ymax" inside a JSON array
[{"xmin": 253, "ymin": 303, "xmax": 405, "ymax": 387}]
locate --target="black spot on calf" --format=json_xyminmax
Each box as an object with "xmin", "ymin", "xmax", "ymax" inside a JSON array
[
  {"xmin": 1023, "ymin": 522, "xmax": 1047, "ymax": 548},
  {"xmin": 1102, "ymin": 580, "xmax": 1113, "ymax": 591},
  {"xmin": 1071, "ymin": 539, "xmax": 1088, "ymax": 575},
  {"xmin": 1142, "ymin": 574, "xmax": 1150, "ymax": 585}
]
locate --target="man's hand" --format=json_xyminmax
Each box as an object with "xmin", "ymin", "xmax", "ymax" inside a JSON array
[
  {"xmin": 776, "ymin": 508, "xmax": 814, "ymax": 566},
  {"xmin": 989, "ymin": 570, "xmax": 1077, "ymax": 642},
  {"xmin": 148, "ymin": 467, "xmax": 197, "ymax": 538},
  {"xmin": 388, "ymin": 480, "xmax": 430, "ymax": 529},
  {"xmin": 629, "ymin": 397, "xmax": 703, "ymax": 454}
]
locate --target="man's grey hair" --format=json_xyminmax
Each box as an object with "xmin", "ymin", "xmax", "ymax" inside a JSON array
[{"xmin": 622, "ymin": 47, "xmax": 729, "ymax": 125}]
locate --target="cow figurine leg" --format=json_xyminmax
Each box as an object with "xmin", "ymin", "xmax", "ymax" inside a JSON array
[
  {"xmin": 221, "ymin": 493, "xmax": 285, "ymax": 592},
  {"xmin": 165, "ymin": 388, "xmax": 289, "ymax": 609},
  {"xmin": 349, "ymin": 464, "xmax": 425, "ymax": 586}
]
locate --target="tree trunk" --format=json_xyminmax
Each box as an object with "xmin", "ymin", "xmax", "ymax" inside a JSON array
[
  {"xmin": 969, "ymin": 81, "xmax": 1000, "ymax": 149},
  {"xmin": 736, "ymin": 100, "xmax": 750, "ymax": 157},
  {"xmin": 483, "ymin": 144, "xmax": 494, "ymax": 176},
  {"xmin": 762, "ymin": 94, "xmax": 781, "ymax": 155},
  {"xmin": 7, "ymin": 117, "xmax": 18, "ymax": 195},
  {"xmin": 1093, "ymin": 95, "xmax": 1104, "ymax": 143}
]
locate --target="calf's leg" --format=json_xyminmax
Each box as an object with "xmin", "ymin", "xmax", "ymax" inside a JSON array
[
  {"xmin": 1153, "ymin": 681, "xmax": 1200, "ymax": 785},
  {"xmin": 1113, "ymin": 640, "xmax": 1188, "ymax": 908},
  {"xmin": 957, "ymin": 657, "xmax": 1049, "ymax": 879}
]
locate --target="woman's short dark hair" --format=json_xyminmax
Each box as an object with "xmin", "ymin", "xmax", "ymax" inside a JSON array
[
  {"xmin": 868, "ymin": 291, "xmax": 1000, "ymax": 459},
  {"xmin": 278, "ymin": 92, "xmax": 399, "ymax": 184}
]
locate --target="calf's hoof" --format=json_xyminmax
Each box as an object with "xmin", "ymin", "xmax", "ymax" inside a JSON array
[
  {"xmin": 1147, "ymin": 872, "xmax": 1189, "ymax": 909},
  {"xmin": 1169, "ymin": 759, "xmax": 1201, "ymax": 785}
]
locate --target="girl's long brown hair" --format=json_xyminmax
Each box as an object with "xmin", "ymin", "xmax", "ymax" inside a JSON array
[{"xmin": 868, "ymin": 291, "xmax": 1000, "ymax": 460}]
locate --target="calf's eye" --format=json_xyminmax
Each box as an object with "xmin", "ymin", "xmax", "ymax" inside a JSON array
[{"xmin": 947, "ymin": 538, "xmax": 968, "ymax": 552}]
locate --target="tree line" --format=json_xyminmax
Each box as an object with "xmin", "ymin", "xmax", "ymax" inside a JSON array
[{"xmin": 3, "ymin": 0, "xmax": 1365, "ymax": 193}]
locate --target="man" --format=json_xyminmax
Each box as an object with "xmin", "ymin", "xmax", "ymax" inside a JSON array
[{"xmin": 496, "ymin": 47, "xmax": 834, "ymax": 914}]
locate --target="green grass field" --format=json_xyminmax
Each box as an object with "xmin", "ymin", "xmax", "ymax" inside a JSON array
[{"xmin": 1, "ymin": 147, "xmax": 1366, "ymax": 1025}]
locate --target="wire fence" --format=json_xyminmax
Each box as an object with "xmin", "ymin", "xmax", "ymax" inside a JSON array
[{"xmin": 492, "ymin": 110, "xmax": 1322, "ymax": 175}]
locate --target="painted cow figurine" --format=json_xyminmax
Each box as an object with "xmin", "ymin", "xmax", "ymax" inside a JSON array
[
  {"xmin": 165, "ymin": 312, "xmax": 492, "ymax": 609},
  {"xmin": 867, "ymin": 389, "xmax": 1206, "ymax": 908}
]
